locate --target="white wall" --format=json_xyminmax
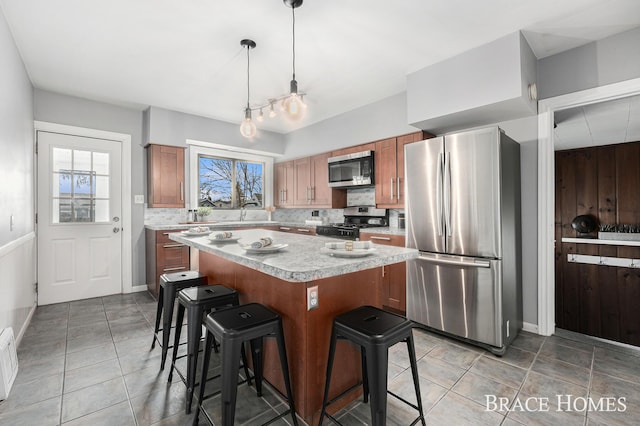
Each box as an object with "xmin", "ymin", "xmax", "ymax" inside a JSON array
[{"xmin": 0, "ymin": 6, "xmax": 36, "ymax": 341}]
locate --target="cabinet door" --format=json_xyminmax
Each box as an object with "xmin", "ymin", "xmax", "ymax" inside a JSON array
[
  {"xmin": 361, "ymin": 233, "xmax": 406, "ymax": 315},
  {"xmin": 374, "ymin": 137, "xmax": 398, "ymax": 205},
  {"xmin": 310, "ymin": 152, "xmax": 330, "ymax": 206},
  {"xmin": 293, "ymin": 157, "xmax": 311, "ymax": 206},
  {"xmin": 275, "ymin": 161, "xmax": 294, "ymax": 207},
  {"xmin": 147, "ymin": 144, "xmax": 185, "ymax": 208},
  {"xmin": 396, "ymin": 132, "xmax": 426, "ymax": 206}
]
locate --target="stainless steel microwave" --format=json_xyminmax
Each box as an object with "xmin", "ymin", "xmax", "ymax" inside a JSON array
[{"xmin": 327, "ymin": 150, "xmax": 374, "ymax": 187}]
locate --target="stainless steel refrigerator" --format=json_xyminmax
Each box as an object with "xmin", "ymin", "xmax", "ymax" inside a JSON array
[{"xmin": 405, "ymin": 126, "xmax": 521, "ymax": 354}]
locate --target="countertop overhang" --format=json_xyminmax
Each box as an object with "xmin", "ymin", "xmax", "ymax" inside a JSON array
[{"xmin": 169, "ymin": 229, "xmax": 417, "ymax": 282}]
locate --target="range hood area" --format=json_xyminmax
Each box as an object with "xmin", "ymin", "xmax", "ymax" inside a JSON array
[{"xmin": 406, "ymin": 31, "xmax": 538, "ymax": 134}]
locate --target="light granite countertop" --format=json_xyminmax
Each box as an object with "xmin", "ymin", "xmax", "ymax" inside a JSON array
[
  {"xmin": 144, "ymin": 221, "xmax": 316, "ymax": 231},
  {"xmin": 359, "ymin": 227, "xmax": 406, "ymax": 236},
  {"xmin": 169, "ymin": 229, "xmax": 418, "ymax": 282}
]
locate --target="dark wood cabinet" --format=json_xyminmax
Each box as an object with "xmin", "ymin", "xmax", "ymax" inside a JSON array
[
  {"xmin": 330, "ymin": 142, "xmax": 375, "ymax": 157},
  {"xmin": 360, "ymin": 233, "xmax": 406, "ymax": 315},
  {"xmin": 262, "ymin": 225, "xmax": 316, "ymax": 235},
  {"xmin": 145, "ymin": 229, "xmax": 190, "ymax": 297},
  {"xmin": 375, "ymin": 131, "xmax": 429, "ymax": 208},
  {"xmin": 146, "ymin": 144, "xmax": 185, "ymax": 208},
  {"xmin": 555, "ymin": 142, "xmax": 640, "ymax": 346}
]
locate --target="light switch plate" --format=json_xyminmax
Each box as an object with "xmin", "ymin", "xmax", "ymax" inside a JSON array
[{"xmin": 134, "ymin": 195, "xmax": 144, "ymax": 204}]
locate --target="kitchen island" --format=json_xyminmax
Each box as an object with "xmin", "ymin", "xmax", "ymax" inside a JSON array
[{"xmin": 169, "ymin": 229, "xmax": 417, "ymax": 424}]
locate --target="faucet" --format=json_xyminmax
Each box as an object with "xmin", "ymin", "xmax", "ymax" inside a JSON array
[{"xmin": 239, "ymin": 207, "xmax": 247, "ymax": 222}]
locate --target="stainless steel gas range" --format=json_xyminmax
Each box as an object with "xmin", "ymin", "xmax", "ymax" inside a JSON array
[{"xmin": 315, "ymin": 207, "xmax": 388, "ymax": 240}]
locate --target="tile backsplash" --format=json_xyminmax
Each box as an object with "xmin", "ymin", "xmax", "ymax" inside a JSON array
[{"xmin": 144, "ymin": 187, "xmax": 403, "ymax": 227}]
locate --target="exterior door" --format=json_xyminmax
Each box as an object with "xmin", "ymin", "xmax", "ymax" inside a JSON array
[{"xmin": 37, "ymin": 131, "xmax": 122, "ymax": 305}]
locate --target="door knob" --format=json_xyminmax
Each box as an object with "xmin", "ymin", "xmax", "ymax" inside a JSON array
[
  {"xmin": 113, "ymin": 216, "xmax": 120, "ymax": 222},
  {"xmin": 113, "ymin": 227, "xmax": 120, "ymax": 233}
]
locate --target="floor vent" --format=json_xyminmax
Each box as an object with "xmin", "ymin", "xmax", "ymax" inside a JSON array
[{"xmin": 0, "ymin": 328, "xmax": 19, "ymax": 400}]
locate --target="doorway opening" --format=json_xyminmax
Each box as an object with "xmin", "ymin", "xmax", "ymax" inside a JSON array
[{"xmin": 537, "ymin": 77, "xmax": 640, "ymax": 339}]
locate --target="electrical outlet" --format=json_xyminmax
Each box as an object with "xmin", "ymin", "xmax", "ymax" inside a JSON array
[
  {"xmin": 307, "ymin": 285, "xmax": 318, "ymax": 311},
  {"xmin": 134, "ymin": 195, "xmax": 145, "ymax": 204}
]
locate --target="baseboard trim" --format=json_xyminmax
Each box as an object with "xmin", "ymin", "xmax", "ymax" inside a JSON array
[
  {"xmin": 522, "ymin": 322, "xmax": 539, "ymax": 334},
  {"xmin": 15, "ymin": 303, "xmax": 37, "ymax": 348},
  {"xmin": 131, "ymin": 285, "xmax": 148, "ymax": 293}
]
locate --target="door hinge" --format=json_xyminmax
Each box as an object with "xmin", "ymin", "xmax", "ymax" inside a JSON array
[
  {"xmin": 35, "ymin": 213, "xmax": 38, "ymax": 224},
  {"xmin": 35, "ymin": 282, "xmax": 38, "ymax": 293},
  {"xmin": 35, "ymin": 140, "xmax": 38, "ymax": 155}
]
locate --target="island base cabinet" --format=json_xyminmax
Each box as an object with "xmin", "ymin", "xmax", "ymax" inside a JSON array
[{"xmin": 198, "ymin": 251, "xmax": 382, "ymax": 424}]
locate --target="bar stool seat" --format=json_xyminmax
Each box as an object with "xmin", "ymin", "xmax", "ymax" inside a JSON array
[
  {"xmin": 319, "ymin": 305, "xmax": 425, "ymax": 426},
  {"xmin": 151, "ymin": 271, "xmax": 208, "ymax": 370},
  {"xmin": 193, "ymin": 303, "xmax": 298, "ymax": 426},
  {"xmin": 168, "ymin": 285, "xmax": 250, "ymax": 414}
]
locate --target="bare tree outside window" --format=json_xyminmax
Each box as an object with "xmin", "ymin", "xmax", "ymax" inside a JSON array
[{"xmin": 199, "ymin": 155, "xmax": 263, "ymax": 209}]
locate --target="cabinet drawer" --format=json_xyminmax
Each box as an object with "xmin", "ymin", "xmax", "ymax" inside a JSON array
[
  {"xmin": 155, "ymin": 230, "xmax": 183, "ymax": 244},
  {"xmin": 157, "ymin": 243, "xmax": 189, "ymax": 268},
  {"xmin": 361, "ymin": 233, "xmax": 405, "ymax": 247}
]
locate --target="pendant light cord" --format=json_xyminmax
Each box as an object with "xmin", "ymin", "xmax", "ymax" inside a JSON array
[
  {"xmin": 291, "ymin": 5, "xmax": 296, "ymax": 81},
  {"xmin": 246, "ymin": 44, "xmax": 251, "ymax": 109}
]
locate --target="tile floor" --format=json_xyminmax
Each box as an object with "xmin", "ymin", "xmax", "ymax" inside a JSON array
[{"xmin": 1, "ymin": 292, "xmax": 639, "ymax": 425}]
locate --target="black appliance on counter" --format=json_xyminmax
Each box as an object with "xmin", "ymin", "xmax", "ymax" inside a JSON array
[{"xmin": 315, "ymin": 206, "xmax": 388, "ymax": 240}]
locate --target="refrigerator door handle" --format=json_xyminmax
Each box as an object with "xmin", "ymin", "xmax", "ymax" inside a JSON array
[
  {"xmin": 444, "ymin": 151, "xmax": 452, "ymax": 237},
  {"xmin": 418, "ymin": 253, "xmax": 491, "ymax": 268},
  {"xmin": 436, "ymin": 152, "xmax": 443, "ymax": 236}
]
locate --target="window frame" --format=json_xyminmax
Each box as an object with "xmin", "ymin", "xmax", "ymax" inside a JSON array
[{"xmin": 188, "ymin": 141, "xmax": 274, "ymax": 211}]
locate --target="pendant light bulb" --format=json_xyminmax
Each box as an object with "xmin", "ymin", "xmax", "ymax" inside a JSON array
[
  {"xmin": 240, "ymin": 107, "xmax": 257, "ymax": 138},
  {"xmin": 283, "ymin": 0, "xmax": 306, "ymax": 121},
  {"xmin": 257, "ymin": 108, "xmax": 264, "ymax": 122},
  {"xmin": 268, "ymin": 102, "xmax": 277, "ymax": 118}
]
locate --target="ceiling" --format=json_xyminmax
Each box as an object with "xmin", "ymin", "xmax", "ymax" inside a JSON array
[
  {"xmin": 554, "ymin": 95, "xmax": 640, "ymax": 150},
  {"xmin": 1, "ymin": 0, "xmax": 640, "ymax": 135}
]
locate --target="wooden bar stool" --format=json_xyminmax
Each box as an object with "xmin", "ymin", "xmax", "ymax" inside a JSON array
[
  {"xmin": 193, "ymin": 303, "xmax": 298, "ymax": 426},
  {"xmin": 168, "ymin": 285, "xmax": 251, "ymax": 414},
  {"xmin": 318, "ymin": 305, "xmax": 425, "ymax": 426},
  {"xmin": 151, "ymin": 271, "xmax": 208, "ymax": 370}
]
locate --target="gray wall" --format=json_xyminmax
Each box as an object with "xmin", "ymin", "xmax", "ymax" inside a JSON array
[
  {"xmin": 538, "ymin": 26, "xmax": 640, "ymax": 99},
  {"xmin": 146, "ymin": 106, "xmax": 286, "ymax": 153},
  {"xmin": 34, "ymin": 89, "xmax": 147, "ymax": 287},
  {"xmin": 0, "ymin": 7, "xmax": 36, "ymax": 338},
  {"xmin": 282, "ymin": 92, "xmax": 417, "ymax": 160}
]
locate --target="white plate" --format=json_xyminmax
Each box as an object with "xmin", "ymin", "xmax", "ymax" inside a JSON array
[
  {"xmin": 181, "ymin": 230, "xmax": 212, "ymax": 237},
  {"xmin": 208, "ymin": 236, "xmax": 240, "ymax": 244},
  {"xmin": 240, "ymin": 243, "xmax": 288, "ymax": 254},
  {"xmin": 320, "ymin": 247, "xmax": 377, "ymax": 258}
]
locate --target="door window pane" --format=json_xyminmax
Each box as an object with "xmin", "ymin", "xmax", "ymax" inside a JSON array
[{"xmin": 51, "ymin": 148, "xmax": 110, "ymax": 224}]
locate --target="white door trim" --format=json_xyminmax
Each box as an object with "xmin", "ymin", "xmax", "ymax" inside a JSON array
[
  {"xmin": 537, "ymin": 77, "xmax": 640, "ymax": 336},
  {"xmin": 34, "ymin": 121, "xmax": 133, "ymax": 294}
]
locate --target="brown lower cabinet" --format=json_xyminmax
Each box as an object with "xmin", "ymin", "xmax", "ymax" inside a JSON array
[
  {"xmin": 145, "ymin": 229, "xmax": 190, "ymax": 298},
  {"xmin": 360, "ymin": 232, "xmax": 406, "ymax": 315}
]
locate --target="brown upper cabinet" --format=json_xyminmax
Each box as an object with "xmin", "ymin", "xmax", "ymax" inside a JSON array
[
  {"xmin": 375, "ymin": 131, "xmax": 430, "ymax": 208},
  {"xmin": 146, "ymin": 144, "xmax": 185, "ymax": 208},
  {"xmin": 276, "ymin": 153, "xmax": 346, "ymax": 209}
]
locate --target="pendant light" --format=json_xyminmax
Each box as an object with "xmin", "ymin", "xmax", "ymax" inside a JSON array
[
  {"xmin": 283, "ymin": 0, "xmax": 306, "ymax": 121},
  {"xmin": 240, "ymin": 39, "xmax": 257, "ymax": 138}
]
